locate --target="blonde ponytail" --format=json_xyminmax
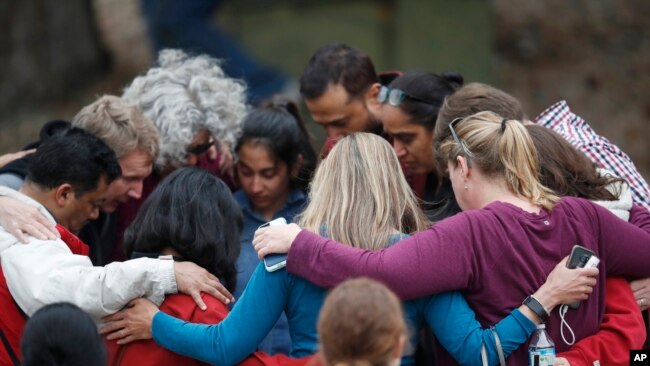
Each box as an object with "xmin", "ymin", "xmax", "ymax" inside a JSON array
[
  {"xmin": 498, "ymin": 118, "xmax": 559, "ymax": 210},
  {"xmin": 440, "ymin": 111, "xmax": 560, "ymax": 211}
]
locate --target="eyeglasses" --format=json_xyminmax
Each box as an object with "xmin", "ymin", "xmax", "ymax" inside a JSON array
[
  {"xmin": 186, "ymin": 138, "xmax": 215, "ymax": 156},
  {"xmin": 378, "ymin": 86, "xmax": 436, "ymax": 107},
  {"xmin": 448, "ymin": 117, "xmax": 472, "ymax": 168}
]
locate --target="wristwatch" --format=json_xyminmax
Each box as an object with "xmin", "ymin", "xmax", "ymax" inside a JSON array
[{"xmin": 523, "ymin": 295, "xmax": 550, "ymax": 322}]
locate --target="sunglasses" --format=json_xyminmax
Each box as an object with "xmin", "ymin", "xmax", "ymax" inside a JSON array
[
  {"xmin": 378, "ymin": 86, "xmax": 436, "ymax": 107},
  {"xmin": 448, "ymin": 117, "xmax": 472, "ymax": 168},
  {"xmin": 186, "ymin": 138, "xmax": 215, "ymax": 156}
]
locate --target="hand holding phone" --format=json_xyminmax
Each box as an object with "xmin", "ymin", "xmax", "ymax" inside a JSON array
[
  {"xmin": 259, "ymin": 218, "xmax": 288, "ymax": 272},
  {"xmin": 565, "ymin": 245, "xmax": 599, "ymax": 309}
]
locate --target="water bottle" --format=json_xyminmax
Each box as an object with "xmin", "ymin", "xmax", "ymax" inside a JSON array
[{"xmin": 529, "ymin": 324, "xmax": 555, "ymax": 366}]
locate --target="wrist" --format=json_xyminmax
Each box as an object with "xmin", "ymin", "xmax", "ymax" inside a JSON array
[
  {"xmin": 523, "ymin": 295, "xmax": 550, "ymax": 323},
  {"xmin": 532, "ymin": 283, "xmax": 559, "ymax": 312}
]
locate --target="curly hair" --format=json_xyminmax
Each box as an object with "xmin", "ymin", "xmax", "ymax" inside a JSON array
[{"xmin": 123, "ymin": 49, "xmax": 248, "ymax": 168}]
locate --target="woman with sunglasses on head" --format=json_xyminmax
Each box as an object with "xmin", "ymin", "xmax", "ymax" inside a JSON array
[
  {"xmin": 378, "ymin": 70, "xmax": 463, "ymax": 220},
  {"xmin": 254, "ymin": 112, "xmax": 650, "ymax": 365},
  {"xmin": 104, "ymin": 133, "xmax": 596, "ymax": 366},
  {"xmin": 432, "ymin": 83, "xmax": 649, "ymax": 365}
]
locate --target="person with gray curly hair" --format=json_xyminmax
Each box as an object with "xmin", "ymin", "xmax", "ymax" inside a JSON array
[
  {"xmin": 122, "ymin": 49, "xmax": 248, "ymax": 174},
  {"xmin": 109, "ymin": 49, "xmax": 248, "ymax": 263}
]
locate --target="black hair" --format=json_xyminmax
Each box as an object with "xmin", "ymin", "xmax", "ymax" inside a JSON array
[
  {"xmin": 123, "ymin": 167, "xmax": 242, "ymax": 292},
  {"xmin": 299, "ymin": 43, "xmax": 378, "ymax": 100},
  {"xmin": 388, "ymin": 71, "xmax": 464, "ymax": 131},
  {"xmin": 26, "ymin": 127, "xmax": 121, "ymax": 196},
  {"xmin": 21, "ymin": 303, "xmax": 106, "ymax": 366},
  {"xmin": 236, "ymin": 98, "xmax": 317, "ymax": 191}
]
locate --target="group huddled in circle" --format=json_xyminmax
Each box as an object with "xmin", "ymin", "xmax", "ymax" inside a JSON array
[{"xmin": 0, "ymin": 43, "xmax": 649, "ymax": 366}]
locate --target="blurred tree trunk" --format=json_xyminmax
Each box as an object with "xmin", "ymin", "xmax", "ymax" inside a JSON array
[{"xmin": 0, "ymin": 0, "xmax": 110, "ymax": 114}]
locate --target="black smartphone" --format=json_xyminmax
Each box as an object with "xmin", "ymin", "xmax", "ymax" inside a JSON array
[
  {"xmin": 565, "ymin": 245, "xmax": 599, "ymax": 309},
  {"xmin": 566, "ymin": 245, "xmax": 596, "ymax": 270}
]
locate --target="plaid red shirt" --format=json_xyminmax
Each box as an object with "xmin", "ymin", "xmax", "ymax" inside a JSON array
[{"xmin": 535, "ymin": 100, "xmax": 650, "ymax": 211}]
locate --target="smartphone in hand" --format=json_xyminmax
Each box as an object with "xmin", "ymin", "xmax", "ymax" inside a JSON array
[
  {"xmin": 565, "ymin": 245, "xmax": 599, "ymax": 309},
  {"xmin": 259, "ymin": 218, "xmax": 288, "ymax": 272}
]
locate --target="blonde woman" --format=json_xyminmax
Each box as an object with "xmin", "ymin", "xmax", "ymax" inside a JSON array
[
  {"xmin": 318, "ymin": 278, "xmax": 407, "ymax": 366},
  {"xmin": 107, "ymin": 133, "xmax": 594, "ymax": 366},
  {"xmin": 254, "ymin": 112, "xmax": 650, "ymax": 365}
]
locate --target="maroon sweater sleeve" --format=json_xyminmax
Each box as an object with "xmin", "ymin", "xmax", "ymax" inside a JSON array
[
  {"xmin": 629, "ymin": 204, "xmax": 650, "ymax": 232},
  {"xmin": 286, "ymin": 215, "xmax": 476, "ymax": 300},
  {"xmin": 586, "ymin": 201, "xmax": 650, "ymax": 278}
]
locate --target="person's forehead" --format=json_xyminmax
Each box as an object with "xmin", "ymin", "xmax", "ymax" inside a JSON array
[
  {"xmin": 238, "ymin": 143, "xmax": 278, "ymax": 169},
  {"xmin": 119, "ymin": 150, "xmax": 153, "ymax": 174},
  {"xmin": 305, "ymin": 84, "xmax": 360, "ymax": 120},
  {"xmin": 382, "ymin": 106, "xmax": 413, "ymax": 131}
]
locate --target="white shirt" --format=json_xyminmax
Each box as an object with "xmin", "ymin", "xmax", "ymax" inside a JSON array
[{"xmin": 0, "ymin": 186, "xmax": 176, "ymax": 322}]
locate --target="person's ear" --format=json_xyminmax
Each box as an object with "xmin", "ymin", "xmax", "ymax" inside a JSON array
[
  {"xmin": 54, "ymin": 184, "xmax": 74, "ymax": 208},
  {"xmin": 456, "ymin": 156, "xmax": 471, "ymax": 179},
  {"xmin": 291, "ymin": 154, "xmax": 304, "ymax": 178},
  {"xmin": 365, "ymin": 82, "xmax": 382, "ymax": 111},
  {"xmin": 393, "ymin": 335, "xmax": 406, "ymax": 358}
]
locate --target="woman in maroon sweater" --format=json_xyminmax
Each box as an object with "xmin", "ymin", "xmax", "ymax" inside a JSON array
[{"xmin": 253, "ymin": 112, "xmax": 650, "ymax": 365}]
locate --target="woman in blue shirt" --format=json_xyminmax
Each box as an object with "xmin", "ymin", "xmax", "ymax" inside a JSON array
[{"xmin": 232, "ymin": 99, "xmax": 317, "ymax": 355}]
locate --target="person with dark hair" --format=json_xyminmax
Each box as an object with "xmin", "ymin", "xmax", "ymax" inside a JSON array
[
  {"xmin": 103, "ymin": 168, "xmax": 310, "ymax": 366},
  {"xmin": 0, "ymin": 95, "xmax": 160, "ymax": 266},
  {"xmin": 0, "ymin": 128, "xmax": 231, "ymax": 365},
  {"xmin": 229, "ymin": 98, "xmax": 316, "ymax": 355},
  {"xmin": 105, "ymin": 168, "xmax": 303, "ymax": 365},
  {"xmin": 21, "ymin": 303, "xmax": 107, "ymax": 366},
  {"xmin": 379, "ymin": 70, "xmax": 464, "ymax": 220},
  {"xmin": 299, "ymin": 43, "xmax": 385, "ymax": 150},
  {"xmin": 123, "ymin": 168, "xmax": 242, "ymax": 291}
]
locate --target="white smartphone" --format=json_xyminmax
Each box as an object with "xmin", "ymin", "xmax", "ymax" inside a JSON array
[{"xmin": 259, "ymin": 217, "xmax": 288, "ymax": 272}]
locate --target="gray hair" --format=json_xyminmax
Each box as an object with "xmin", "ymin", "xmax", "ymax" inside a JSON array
[{"xmin": 122, "ymin": 49, "xmax": 248, "ymax": 168}]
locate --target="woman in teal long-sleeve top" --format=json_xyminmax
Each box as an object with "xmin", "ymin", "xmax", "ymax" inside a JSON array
[{"xmin": 107, "ymin": 133, "xmax": 589, "ymax": 366}]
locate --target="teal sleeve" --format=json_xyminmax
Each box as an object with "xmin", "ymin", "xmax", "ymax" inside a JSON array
[
  {"xmin": 423, "ymin": 291, "xmax": 537, "ymax": 366},
  {"xmin": 152, "ymin": 263, "xmax": 288, "ymax": 366}
]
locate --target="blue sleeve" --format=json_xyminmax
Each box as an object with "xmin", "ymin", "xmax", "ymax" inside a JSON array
[
  {"xmin": 423, "ymin": 291, "xmax": 536, "ymax": 366},
  {"xmin": 152, "ymin": 263, "xmax": 289, "ymax": 365}
]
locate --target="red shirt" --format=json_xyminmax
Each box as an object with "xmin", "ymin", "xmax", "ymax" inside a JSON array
[
  {"xmin": 0, "ymin": 225, "xmax": 88, "ymax": 365},
  {"xmin": 107, "ymin": 293, "xmax": 312, "ymax": 366}
]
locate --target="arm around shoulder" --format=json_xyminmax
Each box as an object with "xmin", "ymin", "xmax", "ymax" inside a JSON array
[{"xmin": 2, "ymin": 240, "xmax": 175, "ymax": 320}]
